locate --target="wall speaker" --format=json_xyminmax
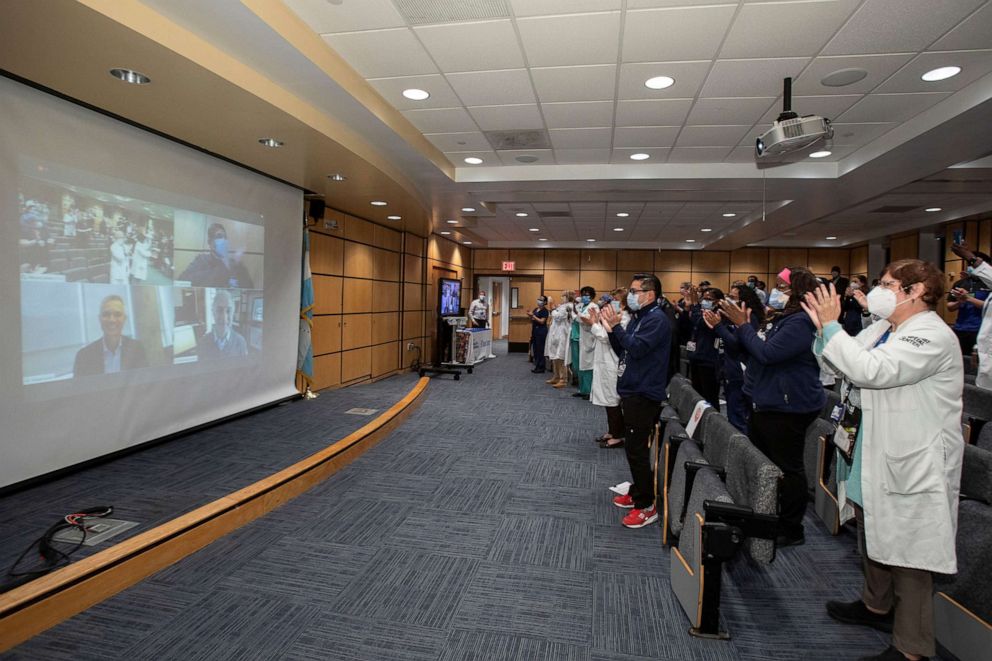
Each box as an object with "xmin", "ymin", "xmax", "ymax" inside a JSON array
[{"xmin": 308, "ymin": 199, "xmax": 325, "ymax": 220}]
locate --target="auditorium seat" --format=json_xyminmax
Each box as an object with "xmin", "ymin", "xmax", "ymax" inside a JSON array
[
  {"xmin": 804, "ymin": 417, "xmax": 842, "ymax": 535},
  {"xmin": 975, "ymin": 422, "xmax": 992, "ymax": 451},
  {"xmin": 963, "ymin": 383, "xmax": 992, "ymax": 429},
  {"xmin": 724, "ymin": 438, "xmax": 782, "ymax": 563},
  {"xmin": 48, "ymin": 257, "xmax": 68, "ymax": 274},
  {"xmin": 699, "ymin": 411, "xmax": 744, "ymax": 469},
  {"xmin": 820, "ymin": 389, "xmax": 841, "ymax": 421},
  {"xmin": 664, "ymin": 436, "xmax": 707, "ymax": 540}
]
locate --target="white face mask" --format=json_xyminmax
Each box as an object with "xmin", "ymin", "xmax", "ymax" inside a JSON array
[{"xmin": 866, "ymin": 286, "xmax": 912, "ymax": 319}]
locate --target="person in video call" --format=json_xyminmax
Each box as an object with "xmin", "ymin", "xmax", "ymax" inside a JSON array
[
  {"xmin": 109, "ymin": 229, "xmax": 131, "ymax": 284},
  {"xmin": 179, "ymin": 222, "xmax": 254, "ymax": 288},
  {"xmin": 198, "ymin": 290, "xmax": 248, "ymax": 360},
  {"xmin": 73, "ymin": 295, "xmax": 148, "ymax": 377}
]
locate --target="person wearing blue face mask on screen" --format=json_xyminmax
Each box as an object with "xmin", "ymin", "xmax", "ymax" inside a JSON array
[{"xmin": 179, "ymin": 222, "xmax": 254, "ymax": 289}]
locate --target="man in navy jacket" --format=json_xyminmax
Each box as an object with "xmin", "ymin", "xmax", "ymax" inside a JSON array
[{"xmin": 600, "ymin": 273, "xmax": 671, "ymax": 529}]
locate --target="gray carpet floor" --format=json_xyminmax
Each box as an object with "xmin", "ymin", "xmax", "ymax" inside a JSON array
[{"xmin": 4, "ymin": 342, "xmax": 930, "ymax": 660}]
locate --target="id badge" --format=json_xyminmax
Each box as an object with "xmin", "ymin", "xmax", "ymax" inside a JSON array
[
  {"xmin": 829, "ymin": 404, "xmax": 844, "ymax": 423},
  {"xmin": 617, "ymin": 359, "xmax": 627, "ymax": 377},
  {"xmin": 715, "ymin": 338, "xmax": 723, "ymax": 354},
  {"xmin": 686, "ymin": 341, "xmax": 697, "ymax": 353}
]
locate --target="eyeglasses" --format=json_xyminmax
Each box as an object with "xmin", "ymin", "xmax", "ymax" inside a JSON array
[
  {"xmin": 878, "ymin": 279, "xmax": 903, "ymax": 291},
  {"xmin": 628, "ymin": 288, "xmax": 650, "ymax": 295}
]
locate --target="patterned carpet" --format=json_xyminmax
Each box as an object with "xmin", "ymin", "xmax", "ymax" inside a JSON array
[{"xmin": 4, "ymin": 342, "xmax": 931, "ymax": 660}]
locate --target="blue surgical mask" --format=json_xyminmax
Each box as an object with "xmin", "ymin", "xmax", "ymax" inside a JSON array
[
  {"xmin": 747, "ymin": 281, "xmax": 756, "ymax": 289},
  {"xmin": 626, "ymin": 292, "xmax": 641, "ymax": 312},
  {"xmin": 769, "ymin": 288, "xmax": 787, "ymax": 310},
  {"xmin": 967, "ymin": 266, "xmax": 976, "ymax": 275},
  {"xmin": 213, "ymin": 237, "xmax": 229, "ymax": 258},
  {"xmin": 700, "ymin": 300, "xmax": 714, "ymax": 310},
  {"xmin": 581, "ymin": 295, "xmax": 590, "ymax": 305},
  {"xmin": 612, "ymin": 301, "xmax": 621, "ymax": 313}
]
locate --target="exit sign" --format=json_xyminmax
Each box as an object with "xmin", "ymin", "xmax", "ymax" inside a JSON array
[{"xmin": 502, "ymin": 261, "xmax": 515, "ymax": 271}]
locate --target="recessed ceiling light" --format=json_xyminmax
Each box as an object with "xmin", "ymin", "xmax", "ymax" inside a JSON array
[
  {"xmin": 464, "ymin": 157, "xmax": 483, "ymax": 165},
  {"xmin": 921, "ymin": 66, "xmax": 961, "ymax": 82},
  {"xmin": 925, "ymin": 207, "xmax": 942, "ymax": 212},
  {"xmin": 810, "ymin": 150, "xmax": 832, "ymax": 158},
  {"xmin": 461, "ymin": 207, "xmax": 476, "ymax": 212},
  {"xmin": 463, "ymin": 241, "xmax": 472, "ymax": 245},
  {"xmin": 402, "ymin": 88, "xmax": 430, "ymax": 100},
  {"xmin": 722, "ymin": 213, "xmax": 736, "ymax": 217},
  {"xmin": 686, "ymin": 239, "xmax": 696, "ymax": 243},
  {"xmin": 440, "ymin": 231, "xmax": 451, "ymax": 235},
  {"xmin": 370, "ymin": 200, "xmax": 387, "ymax": 206},
  {"xmin": 586, "ymin": 238, "xmax": 596, "ymax": 242},
  {"xmin": 616, "ymin": 212, "xmax": 629, "ymax": 217},
  {"xmin": 630, "ymin": 153, "xmax": 650, "ymax": 161},
  {"xmin": 258, "ymin": 138, "xmax": 284, "ymax": 148},
  {"xmin": 826, "ymin": 236, "xmax": 838, "ymax": 240},
  {"xmin": 445, "ymin": 219, "xmax": 458, "ymax": 224},
  {"xmin": 516, "ymin": 212, "xmax": 528, "ymax": 217},
  {"xmin": 328, "ymin": 173, "xmax": 346, "ymax": 181},
  {"xmin": 538, "ymin": 238, "xmax": 548, "ymax": 241},
  {"xmin": 387, "ymin": 215, "xmax": 401, "ymax": 220},
  {"xmin": 528, "ymin": 228, "xmax": 540, "ymax": 232},
  {"xmin": 613, "ymin": 227, "xmax": 624, "ymax": 232},
  {"xmin": 109, "ymin": 68, "xmax": 150, "ymax": 85},
  {"xmin": 644, "ymin": 75, "xmax": 675, "ymax": 90},
  {"xmin": 701, "ymin": 228, "xmax": 712, "ymax": 232}
]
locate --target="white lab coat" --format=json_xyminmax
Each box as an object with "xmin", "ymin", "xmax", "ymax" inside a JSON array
[
  {"xmin": 109, "ymin": 240, "xmax": 130, "ymax": 284},
  {"xmin": 967, "ymin": 261, "xmax": 992, "ymax": 389},
  {"xmin": 818, "ymin": 311, "xmax": 964, "ymax": 573},
  {"xmin": 577, "ymin": 302, "xmax": 600, "ymax": 371},
  {"xmin": 589, "ymin": 312, "xmax": 630, "ymax": 407},
  {"xmin": 545, "ymin": 303, "xmax": 572, "ymax": 361},
  {"xmin": 131, "ymin": 240, "xmax": 151, "ymax": 282}
]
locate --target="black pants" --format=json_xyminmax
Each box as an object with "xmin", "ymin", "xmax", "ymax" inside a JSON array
[
  {"xmin": 606, "ymin": 405, "xmax": 625, "ymax": 439},
  {"xmin": 690, "ymin": 362, "xmax": 721, "ymax": 412},
  {"xmin": 749, "ymin": 409, "xmax": 819, "ymax": 539},
  {"xmin": 954, "ymin": 329, "xmax": 978, "ymax": 355},
  {"xmin": 621, "ymin": 394, "xmax": 662, "ymax": 509},
  {"xmin": 531, "ymin": 329, "xmax": 547, "ymax": 371}
]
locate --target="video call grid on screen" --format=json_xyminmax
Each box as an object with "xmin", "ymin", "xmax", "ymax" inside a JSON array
[{"xmin": 18, "ymin": 167, "xmax": 265, "ymax": 389}]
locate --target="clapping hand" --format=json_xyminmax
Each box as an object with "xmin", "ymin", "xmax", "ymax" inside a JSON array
[
  {"xmin": 950, "ymin": 241, "xmax": 976, "ymax": 263},
  {"xmin": 702, "ymin": 308, "xmax": 722, "ymax": 329},
  {"xmin": 801, "ymin": 283, "xmax": 841, "ymax": 330},
  {"xmin": 599, "ymin": 301, "xmax": 618, "ymax": 331},
  {"xmin": 852, "ymin": 288, "xmax": 868, "ymax": 310},
  {"xmin": 719, "ymin": 299, "xmax": 748, "ymax": 326}
]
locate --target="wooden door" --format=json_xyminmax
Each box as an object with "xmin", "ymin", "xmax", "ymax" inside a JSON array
[
  {"xmin": 507, "ymin": 275, "xmax": 543, "ymax": 352},
  {"xmin": 492, "ymin": 280, "xmax": 504, "ymax": 338}
]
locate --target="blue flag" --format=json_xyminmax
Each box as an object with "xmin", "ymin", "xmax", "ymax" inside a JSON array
[{"xmin": 297, "ymin": 229, "xmax": 314, "ymax": 391}]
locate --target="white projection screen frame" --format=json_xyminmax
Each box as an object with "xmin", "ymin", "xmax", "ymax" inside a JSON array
[{"xmin": 0, "ymin": 75, "xmax": 303, "ymax": 489}]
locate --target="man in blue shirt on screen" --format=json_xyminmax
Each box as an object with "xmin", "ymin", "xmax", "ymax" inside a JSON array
[{"xmin": 198, "ymin": 290, "xmax": 248, "ymax": 360}]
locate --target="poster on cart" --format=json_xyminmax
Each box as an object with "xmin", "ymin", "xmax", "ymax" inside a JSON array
[{"xmin": 454, "ymin": 328, "xmax": 492, "ymax": 365}]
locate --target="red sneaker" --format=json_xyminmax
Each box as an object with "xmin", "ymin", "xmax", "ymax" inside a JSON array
[
  {"xmin": 612, "ymin": 493, "xmax": 634, "ymax": 509},
  {"xmin": 622, "ymin": 504, "xmax": 659, "ymax": 528}
]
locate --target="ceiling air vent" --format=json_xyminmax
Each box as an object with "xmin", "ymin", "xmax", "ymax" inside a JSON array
[
  {"xmin": 538, "ymin": 211, "xmax": 572, "ymax": 218},
  {"xmin": 871, "ymin": 205, "xmax": 919, "ymax": 213},
  {"xmin": 484, "ymin": 129, "xmax": 551, "ymax": 151},
  {"xmin": 393, "ymin": 0, "xmax": 510, "ymax": 25}
]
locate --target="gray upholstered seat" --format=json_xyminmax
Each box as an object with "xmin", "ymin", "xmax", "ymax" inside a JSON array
[
  {"xmin": 724, "ymin": 439, "xmax": 783, "ymax": 564},
  {"xmin": 963, "ymin": 383, "xmax": 992, "ymax": 424},
  {"xmin": 666, "ymin": 439, "xmax": 707, "ymax": 538},
  {"xmin": 975, "ymin": 421, "xmax": 992, "ymax": 452},
  {"xmin": 699, "ymin": 412, "xmax": 746, "ymax": 469}
]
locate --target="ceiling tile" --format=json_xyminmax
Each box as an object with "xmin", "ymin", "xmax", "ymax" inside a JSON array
[
  {"xmin": 613, "ymin": 126, "xmax": 681, "ymax": 148},
  {"xmin": 445, "ymin": 150, "xmax": 499, "ymax": 165},
  {"xmin": 549, "ymin": 127, "xmax": 614, "ymax": 149},
  {"xmin": 724, "ymin": 146, "xmax": 760, "ymax": 163},
  {"xmin": 836, "ymin": 92, "xmax": 952, "ymax": 123},
  {"xmin": 931, "ymin": 3, "xmax": 992, "ymax": 51},
  {"xmin": 413, "ymin": 20, "xmax": 525, "ymax": 73},
  {"xmin": 367, "ymin": 74, "xmax": 462, "ymax": 109},
  {"xmin": 285, "ymin": 0, "xmax": 406, "ymax": 33},
  {"xmin": 446, "ymin": 69, "xmax": 537, "ymax": 105},
  {"xmin": 756, "ymin": 95, "xmax": 863, "ymax": 124},
  {"xmin": 509, "ymin": 0, "xmax": 622, "ymax": 16},
  {"xmin": 793, "ymin": 53, "xmax": 917, "ymax": 95},
  {"xmin": 677, "ymin": 125, "xmax": 753, "ymax": 147},
  {"xmin": 873, "ymin": 49, "xmax": 992, "ymax": 94},
  {"xmin": 610, "ymin": 148, "xmax": 672, "ymax": 163},
  {"xmin": 828, "ymin": 122, "xmax": 899, "ymax": 145},
  {"xmin": 531, "ymin": 65, "xmax": 617, "ymax": 103},
  {"xmin": 822, "ymin": 0, "xmax": 985, "ymax": 55},
  {"xmin": 700, "ymin": 58, "xmax": 810, "ymax": 97},
  {"xmin": 323, "ymin": 29, "xmax": 437, "ymax": 78},
  {"xmin": 628, "ymin": 0, "xmax": 735, "ymax": 6},
  {"xmin": 517, "ymin": 12, "xmax": 622, "ymax": 67},
  {"xmin": 570, "ymin": 202, "xmax": 607, "ymax": 214},
  {"xmin": 402, "ymin": 107, "xmax": 479, "ymax": 132},
  {"xmin": 425, "ymin": 131, "xmax": 493, "ymax": 151},
  {"xmin": 687, "ymin": 97, "xmax": 777, "ymax": 125},
  {"xmin": 669, "ymin": 147, "xmax": 734, "ymax": 162},
  {"xmin": 615, "ymin": 98, "xmax": 694, "ymax": 126},
  {"xmin": 541, "ymin": 101, "xmax": 616, "ymax": 128},
  {"xmin": 467, "ymin": 104, "xmax": 545, "ymax": 130},
  {"xmin": 623, "ymin": 6, "xmax": 737, "ymax": 63},
  {"xmin": 617, "ymin": 60, "xmax": 712, "ymax": 100},
  {"xmin": 720, "ymin": 0, "xmax": 861, "ymax": 59},
  {"xmin": 498, "ymin": 149, "xmax": 556, "ymax": 165}
]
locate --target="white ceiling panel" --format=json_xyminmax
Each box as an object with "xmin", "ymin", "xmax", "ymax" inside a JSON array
[
  {"xmin": 610, "ymin": 148, "xmax": 672, "ymax": 163},
  {"xmin": 793, "ymin": 53, "xmax": 917, "ymax": 95},
  {"xmin": 700, "ymin": 58, "xmax": 811, "ymax": 97},
  {"xmin": 467, "ymin": 104, "xmax": 544, "ymax": 130},
  {"xmin": 549, "ymin": 127, "xmax": 614, "ymax": 149},
  {"xmin": 445, "ymin": 150, "xmax": 499, "ymax": 165},
  {"xmin": 446, "ymin": 69, "xmax": 536, "ymax": 105},
  {"xmin": 720, "ymin": 0, "xmax": 861, "ymax": 59},
  {"xmin": 669, "ymin": 147, "xmax": 734, "ymax": 162},
  {"xmin": 413, "ymin": 20, "xmax": 525, "ymax": 73},
  {"xmin": 323, "ymin": 29, "xmax": 437, "ymax": 78},
  {"xmin": 931, "ymin": 3, "xmax": 992, "ymax": 51},
  {"xmin": 829, "ymin": 122, "xmax": 899, "ymax": 145},
  {"xmin": 425, "ymin": 131, "xmax": 493, "ymax": 151},
  {"xmin": 570, "ymin": 202, "xmax": 607, "ymax": 214},
  {"xmin": 509, "ymin": 0, "xmax": 622, "ymax": 16},
  {"xmin": 516, "ymin": 12, "xmax": 622, "ymax": 67},
  {"xmin": 401, "ymin": 106, "xmax": 479, "ymax": 132},
  {"xmin": 613, "ymin": 126, "xmax": 681, "ymax": 148},
  {"xmin": 756, "ymin": 95, "xmax": 863, "ymax": 124},
  {"xmin": 623, "ymin": 6, "xmax": 738, "ymax": 63},
  {"xmin": 285, "ymin": 0, "xmax": 406, "ymax": 33},
  {"xmin": 617, "ymin": 60, "xmax": 712, "ymax": 100},
  {"xmin": 628, "ymin": 0, "xmax": 738, "ymax": 6},
  {"xmin": 837, "ymin": 92, "xmax": 952, "ymax": 123},
  {"xmin": 873, "ymin": 49, "xmax": 992, "ymax": 94},
  {"xmin": 687, "ymin": 97, "xmax": 777, "ymax": 126},
  {"xmin": 724, "ymin": 146, "xmax": 760, "ymax": 163},
  {"xmin": 541, "ymin": 101, "xmax": 615, "ymax": 128},
  {"xmin": 367, "ymin": 74, "xmax": 462, "ymax": 109},
  {"xmin": 531, "ymin": 65, "xmax": 618, "ymax": 103},
  {"xmin": 498, "ymin": 149, "xmax": 556, "ymax": 165},
  {"xmin": 822, "ymin": 0, "xmax": 985, "ymax": 55},
  {"xmin": 677, "ymin": 125, "xmax": 753, "ymax": 147},
  {"xmin": 615, "ymin": 98, "xmax": 694, "ymax": 126}
]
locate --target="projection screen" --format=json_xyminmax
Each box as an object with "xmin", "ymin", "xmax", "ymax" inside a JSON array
[{"xmin": 0, "ymin": 75, "xmax": 303, "ymax": 489}]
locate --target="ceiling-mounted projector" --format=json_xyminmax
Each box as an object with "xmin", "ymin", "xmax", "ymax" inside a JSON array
[{"xmin": 755, "ymin": 77, "xmax": 832, "ymax": 158}]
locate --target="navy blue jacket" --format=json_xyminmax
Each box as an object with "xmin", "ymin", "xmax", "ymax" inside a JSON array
[
  {"xmin": 688, "ymin": 305, "xmax": 720, "ymax": 366},
  {"xmin": 735, "ymin": 311, "xmax": 825, "ymax": 414},
  {"xmin": 608, "ymin": 299, "xmax": 672, "ymax": 402},
  {"xmin": 713, "ymin": 312, "xmax": 761, "ymax": 383}
]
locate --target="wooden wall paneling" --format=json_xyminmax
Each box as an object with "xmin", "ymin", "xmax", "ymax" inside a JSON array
[
  {"xmin": 312, "ymin": 315, "xmax": 342, "ymax": 355},
  {"xmin": 980, "ymin": 219, "xmax": 992, "ymax": 256},
  {"xmin": 769, "ymin": 248, "xmax": 808, "ymax": 270},
  {"xmin": 889, "ymin": 234, "xmax": 919, "ymax": 262},
  {"xmin": 429, "ymin": 236, "xmax": 466, "ymax": 266},
  {"xmin": 371, "ymin": 312, "xmax": 400, "ymax": 345},
  {"xmin": 372, "ymin": 281, "xmax": 399, "ymax": 313},
  {"xmin": 691, "ymin": 272, "xmax": 730, "ymax": 293},
  {"xmin": 618, "ymin": 250, "xmax": 654, "ymax": 271},
  {"xmin": 579, "ymin": 270, "xmax": 618, "ymax": 294},
  {"xmin": 543, "ymin": 249, "xmax": 580, "ymax": 270},
  {"xmin": 660, "ymin": 271, "xmax": 693, "ymax": 295},
  {"xmin": 343, "ymin": 278, "xmax": 373, "ymax": 313},
  {"xmin": 580, "ymin": 249, "xmax": 617, "ymax": 271},
  {"xmin": 730, "ymin": 248, "xmax": 768, "ymax": 274},
  {"xmin": 372, "ymin": 342, "xmax": 400, "ymax": 377},
  {"xmin": 508, "ymin": 249, "xmax": 545, "ymax": 270},
  {"xmin": 403, "ymin": 311, "xmax": 425, "ymax": 339},
  {"xmin": 402, "ymin": 282, "xmax": 424, "ymax": 311},
  {"xmin": 808, "ymin": 249, "xmax": 849, "ymax": 276},
  {"xmin": 374, "ymin": 224, "xmax": 402, "ymax": 252},
  {"xmin": 617, "ymin": 271, "xmax": 646, "ymax": 289},
  {"xmin": 850, "ymin": 246, "xmax": 868, "ymax": 275},
  {"xmin": 655, "ymin": 250, "xmax": 692, "ymax": 271},
  {"xmin": 473, "ymin": 249, "xmax": 509, "ymax": 271},
  {"xmin": 341, "ymin": 347, "xmax": 371, "ymax": 383},
  {"xmin": 544, "ymin": 270, "xmax": 580, "ymax": 293},
  {"xmin": 404, "ymin": 234, "xmax": 425, "ymax": 257},
  {"xmin": 313, "ymin": 352, "xmax": 341, "ymax": 391},
  {"xmin": 309, "ymin": 233, "xmax": 343, "ymax": 275},
  {"xmin": 344, "ymin": 242, "xmax": 374, "ymax": 279},
  {"xmin": 341, "ymin": 314, "xmax": 372, "ymax": 350},
  {"xmin": 344, "ymin": 215, "xmax": 375, "ymax": 245},
  {"xmin": 692, "ymin": 251, "xmax": 730, "ymax": 273},
  {"xmin": 404, "ymin": 255, "xmax": 424, "ymax": 283},
  {"xmin": 310, "ymin": 207, "xmax": 346, "ymax": 235},
  {"xmin": 312, "ymin": 275, "xmax": 342, "ymax": 314},
  {"xmin": 373, "ymin": 248, "xmax": 400, "ymax": 281}
]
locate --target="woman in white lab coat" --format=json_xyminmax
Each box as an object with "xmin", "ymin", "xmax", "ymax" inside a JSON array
[
  {"xmin": 545, "ymin": 291, "xmax": 574, "ymax": 388},
  {"xmin": 803, "ymin": 260, "xmax": 963, "ymax": 661},
  {"xmin": 950, "ymin": 243, "xmax": 992, "ymax": 389},
  {"xmin": 130, "ymin": 233, "xmax": 152, "ymax": 283},
  {"xmin": 109, "ymin": 230, "xmax": 130, "ymax": 285},
  {"xmin": 589, "ymin": 291, "xmax": 630, "ymax": 448}
]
